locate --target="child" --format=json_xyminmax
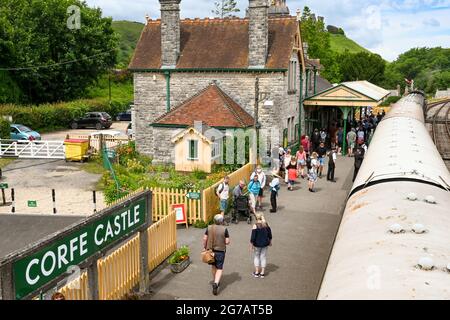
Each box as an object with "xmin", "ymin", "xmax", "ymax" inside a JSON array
[
  {"xmin": 286, "ymin": 158, "xmax": 298, "ymax": 191},
  {"xmin": 269, "ymin": 174, "xmax": 280, "ymax": 213}
]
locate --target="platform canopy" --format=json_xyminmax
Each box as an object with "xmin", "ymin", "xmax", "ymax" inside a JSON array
[{"xmin": 304, "ymin": 80, "xmax": 390, "ymax": 108}]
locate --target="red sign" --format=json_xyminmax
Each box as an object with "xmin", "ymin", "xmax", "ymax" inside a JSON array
[{"xmin": 172, "ymin": 204, "xmax": 188, "ymax": 228}]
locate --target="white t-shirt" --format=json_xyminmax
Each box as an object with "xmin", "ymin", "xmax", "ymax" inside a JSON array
[
  {"xmin": 217, "ymin": 183, "xmax": 229, "ymax": 200},
  {"xmin": 310, "ymin": 159, "xmax": 319, "ymax": 174}
]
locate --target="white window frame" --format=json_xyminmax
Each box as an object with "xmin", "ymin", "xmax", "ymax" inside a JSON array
[{"xmin": 187, "ymin": 139, "xmax": 199, "ymax": 161}]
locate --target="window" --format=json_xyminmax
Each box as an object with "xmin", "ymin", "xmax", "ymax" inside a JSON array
[
  {"xmin": 188, "ymin": 140, "xmax": 198, "ymax": 160},
  {"xmin": 288, "ymin": 60, "xmax": 297, "ymax": 93}
]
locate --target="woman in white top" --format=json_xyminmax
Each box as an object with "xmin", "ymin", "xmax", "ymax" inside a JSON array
[{"xmin": 283, "ymin": 149, "xmax": 292, "ymax": 183}]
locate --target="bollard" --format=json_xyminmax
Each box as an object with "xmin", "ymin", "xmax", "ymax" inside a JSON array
[
  {"xmin": 93, "ymin": 190, "xmax": 97, "ymax": 214},
  {"xmin": 52, "ymin": 189, "xmax": 57, "ymax": 214},
  {"xmin": 11, "ymin": 188, "xmax": 15, "ymax": 213}
]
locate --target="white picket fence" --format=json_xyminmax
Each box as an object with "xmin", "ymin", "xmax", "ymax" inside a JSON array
[{"xmin": 0, "ymin": 140, "xmax": 65, "ymax": 159}]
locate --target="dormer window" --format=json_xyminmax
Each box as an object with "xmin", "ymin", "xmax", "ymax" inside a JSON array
[{"xmin": 288, "ymin": 59, "xmax": 297, "ymax": 94}]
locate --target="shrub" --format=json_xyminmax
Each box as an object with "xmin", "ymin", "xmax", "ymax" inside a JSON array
[
  {"xmin": 0, "ymin": 118, "xmax": 10, "ymax": 139},
  {"xmin": 380, "ymin": 96, "xmax": 401, "ymax": 106},
  {"xmin": 192, "ymin": 220, "xmax": 209, "ymax": 229}
]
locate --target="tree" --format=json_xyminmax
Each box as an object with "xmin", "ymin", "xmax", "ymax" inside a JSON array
[
  {"xmin": 338, "ymin": 51, "xmax": 386, "ymax": 85},
  {"xmin": 212, "ymin": 0, "xmax": 240, "ymax": 18},
  {"xmin": 0, "ymin": 0, "xmax": 118, "ymax": 103}
]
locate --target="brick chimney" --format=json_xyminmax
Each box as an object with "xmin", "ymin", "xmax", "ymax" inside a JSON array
[
  {"xmin": 159, "ymin": 0, "xmax": 181, "ymax": 69},
  {"xmin": 248, "ymin": 0, "xmax": 270, "ymax": 69}
]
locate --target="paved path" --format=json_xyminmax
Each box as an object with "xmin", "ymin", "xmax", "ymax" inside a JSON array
[{"xmin": 145, "ymin": 156, "xmax": 355, "ymax": 300}]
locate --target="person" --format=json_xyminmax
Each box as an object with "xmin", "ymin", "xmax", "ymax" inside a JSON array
[
  {"xmin": 316, "ymin": 142, "xmax": 327, "ymax": 178},
  {"xmin": 250, "ymin": 166, "xmax": 266, "ymax": 210},
  {"xmin": 336, "ymin": 127, "xmax": 343, "ymax": 155},
  {"xmin": 286, "ymin": 157, "xmax": 298, "ymax": 191},
  {"xmin": 320, "ymin": 128, "xmax": 327, "ymax": 143},
  {"xmin": 283, "ymin": 149, "xmax": 292, "ymax": 184},
  {"xmin": 250, "ymin": 214, "xmax": 272, "ymax": 279},
  {"xmin": 308, "ymin": 152, "xmax": 319, "ymax": 192},
  {"xmin": 347, "ymin": 128, "xmax": 357, "ymax": 157},
  {"xmin": 357, "ymin": 127, "xmax": 365, "ymax": 146},
  {"xmin": 232, "ymin": 180, "xmax": 246, "ymax": 223},
  {"xmin": 353, "ymin": 143, "xmax": 366, "ymax": 182},
  {"xmin": 216, "ymin": 176, "xmax": 230, "ymax": 224},
  {"xmin": 301, "ymin": 135, "xmax": 311, "ymax": 156},
  {"xmin": 51, "ymin": 292, "xmax": 66, "ymax": 300},
  {"xmin": 203, "ymin": 214, "xmax": 230, "ymax": 296},
  {"xmin": 296, "ymin": 146, "xmax": 307, "ymax": 179},
  {"xmin": 269, "ymin": 174, "xmax": 280, "ymax": 213},
  {"xmin": 327, "ymin": 146, "xmax": 337, "ymax": 182},
  {"xmin": 311, "ymin": 129, "xmax": 321, "ymax": 152},
  {"xmin": 248, "ymin": 174, "xmax": 261, "ymax": 214}
]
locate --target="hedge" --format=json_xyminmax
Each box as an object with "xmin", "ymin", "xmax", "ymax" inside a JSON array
[
  {"xmin": 0, "ymin": 98, "xmax": 130, "ymax": 132},
  {"xmin": 0, "ymin": 118, "xmax": 10, "ymax": 139}
]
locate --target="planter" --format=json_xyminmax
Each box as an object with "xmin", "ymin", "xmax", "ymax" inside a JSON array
[{"xmin": 170, "ymin": 257, "xmax": 191, "ymax": 273}]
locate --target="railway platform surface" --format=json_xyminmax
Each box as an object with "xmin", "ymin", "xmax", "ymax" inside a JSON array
[{"xmin": 143, "ymin": 156, "xmax": 355, "ymax": 300}]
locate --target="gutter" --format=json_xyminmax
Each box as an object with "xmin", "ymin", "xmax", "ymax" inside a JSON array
[{"xmin": 128, "ymin": 68, "xmax": 288, "ymax": 73}]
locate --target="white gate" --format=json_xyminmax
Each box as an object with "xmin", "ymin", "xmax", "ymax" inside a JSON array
[{"xmin": 0, "ymin": 140, "xmax": 65, "ymax": 159}]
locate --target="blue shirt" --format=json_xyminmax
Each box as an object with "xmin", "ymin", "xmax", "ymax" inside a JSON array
[{"xmin": 248, "ymin": 180, "xmax": 261, "ymax": 195}]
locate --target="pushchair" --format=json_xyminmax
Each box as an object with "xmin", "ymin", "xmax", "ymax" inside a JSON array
[{"xmin": 232, "ymin": 195, "xmax": 254, "ymax": 224}]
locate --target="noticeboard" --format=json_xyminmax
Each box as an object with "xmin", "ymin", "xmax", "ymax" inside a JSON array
[{"xmin": 172, "ymin": 204, "xmax": 188, "ymax": 229}]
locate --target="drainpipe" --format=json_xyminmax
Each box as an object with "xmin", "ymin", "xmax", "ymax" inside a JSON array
[
  {"xmin": 164, "ymin": 71, "xmax": 171, "ymax": 112},
  {"xmin": 298, "ymin": 71, "xmax": 303, "ymax": 143},
  {"xmin": 314, "ymin": 67, "xmax": 317, "ymax": 95},
  {"xmin": 305, "ymin": 69, "xmax": 309, "ymax": 98}
]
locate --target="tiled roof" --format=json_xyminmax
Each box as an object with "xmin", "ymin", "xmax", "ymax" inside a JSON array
[
  {"xmin": 152, "ymin": 84, "xmax": 254, "ymax": 128},
  {"xmin": 307, "ymin": 75, "xmax": 333, "ymax": 96},
  {"xmin": 129, "ymin": 17, "xmax": 298, "ymax": 70}
]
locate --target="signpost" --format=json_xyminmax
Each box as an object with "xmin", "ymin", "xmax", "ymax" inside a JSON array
[
  {"xmin": 172, "ymin": 204, "xmax": 188, "ymax": 229},
  {"xmin": 0, "ymin": 183, "xmax": 8, "ymax": 206},
  {"xmin": 0, "ymin": 190, "xmax": 152, "ymax": 300},
  {"xmin": 186, "ymin": 192, "xmax": 201, "ymax": 200}
]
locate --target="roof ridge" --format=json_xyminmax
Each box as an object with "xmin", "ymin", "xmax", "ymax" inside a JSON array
[
  {"xmin": 152, "ymin": 85, "xmax": 213, "ymax": 124},
  {"xmin": 213, "ymin": 84, "xmax": 254, "ymax": 127}
]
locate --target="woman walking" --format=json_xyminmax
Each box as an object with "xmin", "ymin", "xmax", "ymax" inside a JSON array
[
  {"xmin": 250, "ymin": 214, "xmax": 272, "ymax": 278},
  {"xmin": 308, "ymin": 152, "xmax": 319, "ymax": 193},
  {"xmin": 296, "ymin": 146, "xmax": 307, "ymax": 179}
]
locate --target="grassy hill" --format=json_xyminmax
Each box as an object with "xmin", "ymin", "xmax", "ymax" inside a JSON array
[
  {"xmin": 112, "ymin": 21, "xmax": 144, "ymax": 68},
  {"xmin": 329, "ymin": 34, "xmax": 371, "ymax": 55}
]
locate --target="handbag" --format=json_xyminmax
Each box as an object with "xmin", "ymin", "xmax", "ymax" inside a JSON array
[{"xmin": 201, "ymin": 225, "xmax": 215, "ymax": 264}]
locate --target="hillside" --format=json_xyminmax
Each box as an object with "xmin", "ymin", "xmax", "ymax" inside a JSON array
[
  {"xmin": 329, "ymin": 34, "xmax": 371, "ymax": 55},
  {"xmin": 112, "ymin": 21, "xmax": 145, "ymax": 68}
]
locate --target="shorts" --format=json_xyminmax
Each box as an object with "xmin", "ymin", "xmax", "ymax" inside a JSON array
[
  {"xmin": 288, "ymin": 180, "xmax": 295, "ymax": 185},
  {"xmin": 319, "ymin": 157, "xmax": 325, "ymax": 166},
  {"xmin": 298, "ymin": 159, "xmax": 306, "ymax": 166},
  {"xmin": 220, "ymin": 199, "xmax": 228, "ymax": 212},
  {"xmin": 308, "ymin": 172, "xmax": 318, "ymax": 182},
  {"xmin": 349, "ymin": 142, "xmax": 355, "ymax": 149},
  {"xmin": 210, "ymin": 250, "xmax": 226, "ymax": 270},
  {"xmin": 258, "ymin": 188, "xmax": 264, "ymax": 197},
  {"xmin": 249, "ymin": 193, "xmax": 257, "ymax": 210}
]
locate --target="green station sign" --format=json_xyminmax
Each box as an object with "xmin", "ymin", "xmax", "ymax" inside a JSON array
[
  {"xmin": 0, "ymin": 183, "xmax": 8, "ymax": 189},
  {"xmin": 186, "ymin": 192, "xmax": 201, "ymax": 200},
  {"xmin": 13, "ymin": 197, "xmax": 147, "ymax": 300},
  {"xmin": 27, "ymin": 200, "xmax": 37, "ymax": 208}
]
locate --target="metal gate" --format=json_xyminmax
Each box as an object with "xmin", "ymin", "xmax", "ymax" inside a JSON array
[{"xmin": 0, "ymin": 140, "xmax": 65, "ymax": 159}]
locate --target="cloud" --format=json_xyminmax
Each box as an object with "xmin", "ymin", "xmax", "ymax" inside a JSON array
[
  {"xmin": 423, "ymin": 18, "xmax": 441, "ymax": 27},
  {"xmin": 83, "ymin": 0, "xmax": 450, "ymax": 61}
]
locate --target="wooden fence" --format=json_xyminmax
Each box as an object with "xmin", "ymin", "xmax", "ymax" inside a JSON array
[
  {"xmin": 202, "ymin": 163, "xmax": 254, "ymax": 222},
  {"xmin": 148, "ymin": 211, "xmax": 177, "ymax": 272},
  {"xmin": 57, "ymin": 211, "xmax": 177, "ymax": 300},
  {"xmin": 67, "ymin": 135, "xmax": 129, "ymax": 153},
  {"xmin": 150, "ymin": 188, "xmax": 202, "ymax": 224}
]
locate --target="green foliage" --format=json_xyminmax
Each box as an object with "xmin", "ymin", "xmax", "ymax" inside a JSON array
[
  {"xmin": 0, "ymin": 0, "xmax": 118, "ymax": 104},
  {"xmin": 212, "ymin": 0, "xmax": 240, "ymax": 18},
  {"xmin": 0, "ymin": 71, "xmax": 23, "ymax": 104},
  {"xmin": 382, "ymin": 47, "xmax": 450, "ymax": 94},
  {"xmin": 0, "ymin": 118, "xmax": 10, "ymax": 139},
  {"xmin": 192, "ymin": 220, "xmax": 209, "ymax": 229},
  {"xmin": 329, "ymin": 34, "xmax": 370, "ymax": 55},
  {"xmin": 0, "ymin": 98, "xmax": 129, "ymax": 132},
  {"xmin": 338, "ymin": 51, "xmax": 386, "ymax": 84},
  {"xmin": 168, "ymin": 246, "xmax": 190, "ymax": 265},
  {"xmin": 192, "ymin": 169, "xmax": 208, "ymax": 180},
  {"xmin": 111, "ymin": 21, "xmax": 145, "ymax": 68},
  {"xmin": 380, "ymin": 96, "xmax": 401, "ymax": 106}
]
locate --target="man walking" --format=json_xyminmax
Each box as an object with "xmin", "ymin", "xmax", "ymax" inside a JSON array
[
  {"xmin": 353, "ymin": 143, "xmax": 366, "ymax": 182},
  {"xmin": 311, "ymin": 128, "xmax": 321, "ymax": 152},
  {"xmin": 327, "ymin": 147, "xmax": 337, "ymax": 182},
  {"xmin": 231, "ymin": 180, "xmax": 246, "ymax": 223},
  {"xmin": 269, "ymin": 174, "xmax": 280, "ymax": 213},
  {"xmin": 248, "ymin": 174, "xmax": 261, "ymax": 214},
  {"xmin": 317, "ymin": 142, "xmax": 327, "ymax": 178},
  {"xmin": 203, "ymin": 214, "xmax": 230, "ymax": 296}
]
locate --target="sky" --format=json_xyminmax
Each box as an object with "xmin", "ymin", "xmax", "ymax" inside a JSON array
[{"xmin": 84, "ymin": 0, "xmax": 450, "ymax": 61}]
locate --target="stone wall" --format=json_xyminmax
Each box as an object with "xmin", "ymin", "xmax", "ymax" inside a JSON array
[{"xmin": 134, "ymin": 56, "xmax": 305, "ymax": 163}]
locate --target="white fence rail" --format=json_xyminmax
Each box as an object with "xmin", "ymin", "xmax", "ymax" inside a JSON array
[
  {"xmin": 0, "ymin": 140, "xmax": 65, "ymax": 159},
  {"xmin": 67, "ymin": 135, "xmax": 130, "ymax": 153}
]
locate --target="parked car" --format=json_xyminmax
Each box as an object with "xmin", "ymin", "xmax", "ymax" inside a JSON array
[
  {"xmin": 126, "ymin": 123, "xmax": 133, "ymax": 139},
  {"xmin": 90, "ymin": 130, "xmax": 123, "ymax": 138},
  {"xmin": 70, "ymin": 112, "xmax": 112, "ymax": 130},
  {"xmin": 10, "ymin": 124, "xmax": 41, "ymax": 141},
  {"xmin": 116, "ymin": 110, "xmax": 132, "ymax": 121}
]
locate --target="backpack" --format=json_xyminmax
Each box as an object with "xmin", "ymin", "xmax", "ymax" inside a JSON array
[
  {"xmin": 216, "ymin": 182, "xmax": 225, "ymax": 196},
  {"xmin": 306, "ymin": 156, "xmax": 312, "ymax": 170}
]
